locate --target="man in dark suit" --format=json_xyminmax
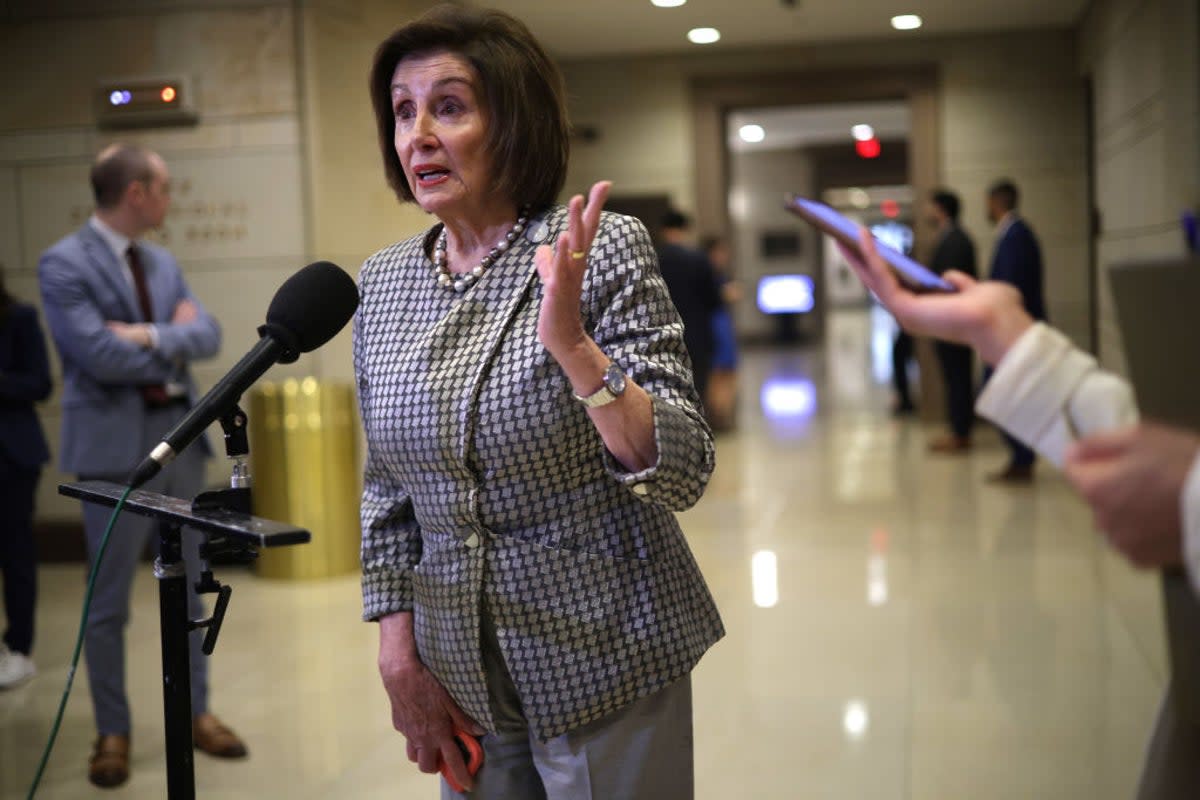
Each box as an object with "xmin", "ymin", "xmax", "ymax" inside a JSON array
[
  {"xmin": 655, "ymin": 210, "xmax": 722, "ymax": 402},
  {"xmin": 984, "ymin": 179, "xmax": 1045, "ymax": 483},
  {"xmin": 926, "ymin": 190, "xmax": 978, "ymax": 453},
  {"xmin": 37, "ymin": 143, "xmax": 246, "ymax": 787}
]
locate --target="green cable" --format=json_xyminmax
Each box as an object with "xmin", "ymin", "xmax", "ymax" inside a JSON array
[{"xmin": 26, "ymin": 485, "xmax": 133, "ymax": 800}]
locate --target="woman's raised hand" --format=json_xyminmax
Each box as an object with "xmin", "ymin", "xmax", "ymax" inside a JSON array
[{"xmin": 535, "ymin": 180, "xmax": 612, "ymax": 359}]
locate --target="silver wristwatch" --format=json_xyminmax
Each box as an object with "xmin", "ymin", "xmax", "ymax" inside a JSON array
[{"xmin": 573, "ymin": 362, "xmax": 627, "ymax": 408}]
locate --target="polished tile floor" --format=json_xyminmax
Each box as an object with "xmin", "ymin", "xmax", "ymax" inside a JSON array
[{"xmin": 1, "ymin": 308, "xmax": 1169, "ymax": 799}]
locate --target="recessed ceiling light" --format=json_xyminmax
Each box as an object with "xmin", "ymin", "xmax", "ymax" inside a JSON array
[
  {"xmin": 739, "ymin": 124, "xmax": 765, "ymax": 143},
  {"xmin": 851, "ymin": 124, "xmax": 875, "ymax": 141},
  {"xmin": 651, "ymin": 0, "xmax": 686, "ymax": 6},
  {"xmin": 687, "ymin": 27, "xmax": 721, "ymax": 44},
  {"xmin": 891, "ymin": 14, "xmax": 922, "ymax": 30}
]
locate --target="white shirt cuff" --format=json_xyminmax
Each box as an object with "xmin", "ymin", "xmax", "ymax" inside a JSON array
[
  {"xmin": 976, "ymin": 323, "xmax": 1137, "ymax": 467},
  {"xmin": 1182, "ymin": 454, "xmax": 1200, "ymax": 595}
]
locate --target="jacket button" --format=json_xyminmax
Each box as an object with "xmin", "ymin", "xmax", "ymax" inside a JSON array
[
  {"xmin": 464, "ymin": 533, "xmax": 480, "ymax": 548},
  {"xmin": 631, "ymin": 482, "xmax": 650, "ymax": 496}
]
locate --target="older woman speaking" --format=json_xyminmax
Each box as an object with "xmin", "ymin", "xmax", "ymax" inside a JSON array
[{"xmin": 355, "ymin": 5, "xmax": 724, "ymax": 798}]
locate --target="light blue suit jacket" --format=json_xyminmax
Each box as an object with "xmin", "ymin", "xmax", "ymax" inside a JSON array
[{"xmin": 38, "ymin": 223, "xmax": 221, "ymax": 476}]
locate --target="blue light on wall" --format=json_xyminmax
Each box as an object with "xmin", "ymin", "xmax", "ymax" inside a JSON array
[{"xmin": 757, "ymin": 275, "xmax": 815, "ymax": 314}]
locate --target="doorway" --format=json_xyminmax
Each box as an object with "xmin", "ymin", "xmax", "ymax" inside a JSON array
[{"xmin": 691, "ymin": 66, "xmax": 942, "ymax": 417}]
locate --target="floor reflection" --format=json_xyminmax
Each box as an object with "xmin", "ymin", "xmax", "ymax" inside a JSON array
[{"xmin": 0, "ymin": 308, "xmax": 1168, "ymax": 800}]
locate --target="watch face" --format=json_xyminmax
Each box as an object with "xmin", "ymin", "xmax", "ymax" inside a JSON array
[{"xmin": 604, "ymin": 363, "xmax": 627, "ymax": 395}]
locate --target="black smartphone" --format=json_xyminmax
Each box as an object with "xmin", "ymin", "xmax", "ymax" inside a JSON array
[{"xmin": 785, "ymin": 195, "xmax": 955, "ymax": 293}]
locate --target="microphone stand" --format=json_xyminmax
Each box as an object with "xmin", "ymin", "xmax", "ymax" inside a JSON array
[{"xmin": 61, "ymin": 402, "xmax": 309, "ymax": 800}]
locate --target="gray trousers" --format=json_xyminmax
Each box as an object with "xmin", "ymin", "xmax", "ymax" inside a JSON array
[
  {"xmin": 81, "ymin": 404, "xmax": 210, "ymax": 736},
  {"xmin": 443, "ymin": 606, "xmax": 695, "ymax": 800},
  {"xmin": 1136, "ymin": 684, "xmax": 1200, "ymax": 800}
]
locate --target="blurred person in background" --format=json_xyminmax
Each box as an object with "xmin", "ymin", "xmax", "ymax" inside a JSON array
[
  {"xmin": 925, "ymin": 189, "xmax": 978, "ymax": 453},
  {"xmin": 0, "ymin": 262, "xmax": 52, "ymax": 690},
  {"xmin": 890, "ymin": 326, "xmax": 917, "ymax": 416},
  {"xmin": 38, "ymin": 143, "xmax": 242, "ymax": 788},
  {"xmin": 982, "ymin": 178, "xmax": 1045, "ymax": 483},
  {"xmin": 701, "ymin": 235, "xmax": 740, "ymax": 431},
  {"xmin": 657, "ymin": 210, "xmax": 723, "ymax": 405}
]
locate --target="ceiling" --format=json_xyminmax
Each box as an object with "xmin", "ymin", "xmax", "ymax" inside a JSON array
[
  {"xmin": 728, "ymin": 101, "xmax": 910, "ymax": 152},
  {"xmin": 478, "ymin": 0, "xmax": 1090, "ymax": 59}
]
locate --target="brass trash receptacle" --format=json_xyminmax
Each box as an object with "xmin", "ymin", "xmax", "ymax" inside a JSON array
[{"xmin": 248, "ymin": 378, "xmax": 361, "ymax": 580}]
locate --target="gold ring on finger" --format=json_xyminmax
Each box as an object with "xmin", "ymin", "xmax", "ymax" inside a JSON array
[{"xmin": 570, "ymin": 250, "xmax": 587, "ymax": 260}]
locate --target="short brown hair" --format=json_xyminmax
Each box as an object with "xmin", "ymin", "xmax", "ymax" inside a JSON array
[
  {"xmin": 91, "ymin": 143, "xmax": 156, "ymax": 210},
  {"xmin": 988, "ymin": 179, "xmax": 1019, "ymax": 211},
  {"xmin": 369, "ymin": 4, "xmax": 570, "ymax": 212}
]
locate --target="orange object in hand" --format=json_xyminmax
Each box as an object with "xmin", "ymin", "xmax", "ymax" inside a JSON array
[{"xmin": 439, "ymin": 729, "xmax": 484, "ymax": 794}]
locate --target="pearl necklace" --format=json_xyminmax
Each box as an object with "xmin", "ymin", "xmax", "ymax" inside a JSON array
[{"xmin": 433, "ymin": 210, "xmax": 530, "ymax": 292}]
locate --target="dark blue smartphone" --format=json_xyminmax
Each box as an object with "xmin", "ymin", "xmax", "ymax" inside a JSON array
[{"xmin": 786, "ymin": 195, "xmax": 955, "ymax": 293}]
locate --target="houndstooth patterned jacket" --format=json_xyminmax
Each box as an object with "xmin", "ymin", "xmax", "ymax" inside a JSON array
[{"xmin": 354, "ymin": 205, "xmax": 725, "ymax": 741}]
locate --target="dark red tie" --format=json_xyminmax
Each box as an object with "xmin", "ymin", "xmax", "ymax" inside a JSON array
[{"xmin": 125, "ymin": 245, "xmax": 171, "ymax": 406}]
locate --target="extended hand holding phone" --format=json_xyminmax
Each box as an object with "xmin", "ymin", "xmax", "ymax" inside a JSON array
[{"xmin": 785, "ymin": 195, "xmax": 956, "ymax": 293}]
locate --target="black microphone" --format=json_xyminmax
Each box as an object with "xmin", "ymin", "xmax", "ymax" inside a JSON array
[{"xmin": 127, "ymin": 261, "xmax": 360, "ymax": 489}]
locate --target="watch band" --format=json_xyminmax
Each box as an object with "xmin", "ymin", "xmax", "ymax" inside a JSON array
[
  {"xmin": 573, "ymin": 362, "xmax": 626, "ymax": 408},
  {"xmin": 574, "ymin": 384, "xmax": 618, "ymax": 408}
]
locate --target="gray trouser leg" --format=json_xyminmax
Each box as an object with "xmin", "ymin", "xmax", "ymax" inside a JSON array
[
  {"xmin": 82, "ymin": 406, "xmax": 210, "ymax": 735},
  {"xmin": 533, "ymin": 676, "xmax": 694, "ymax": 800},
  {"xmin": 443, "ymin": 728, "xmax": 548, "ymax": 800},
  {"xmin": 443, "ymin": 677, "xmax": 695, "ymax": 800},
  {"xmin": 442, "ymin": 603, "xmax": 695, "ymax": 800},
  {"xmin": 82, "ymin": 496, "xmax": 148, "ymax": 736}
]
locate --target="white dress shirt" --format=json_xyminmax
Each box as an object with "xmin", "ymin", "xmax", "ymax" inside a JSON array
[
  {"xmin": 88, "ymin": 215, "xmax": 161, "ymax": 350},
  {"xmin": 977, "ymin": 322, "xmax": 1200, "ymax": 593}
]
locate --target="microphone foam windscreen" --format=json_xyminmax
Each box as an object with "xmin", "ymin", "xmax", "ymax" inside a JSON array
[{"xmin": 264, "ymin": 261, "xmax": 360, "ymax": 354}]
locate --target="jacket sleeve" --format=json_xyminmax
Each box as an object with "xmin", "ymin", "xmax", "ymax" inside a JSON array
[
  {"xmin": 992, "ymin": 228, "xmax": 1045, "ymax": 319},
  {"xmin": 151, "ymin": 259, "xmax": 221, "ymax": 363},
  {"xmin": 989, "ymin": 237, "xmax": 1016, "ymax": 285},
  {"xmin": 359, "ymin": 456, "xmax": 423, "ymax": 620},
  {"xmin": 38, "ymin": 250, "xmax": 178, "ymax": 385},
  {"xmin": 584, "ymin": 214, "xmax": 716, "ymax": 511},
  {"xmin": 355, "ymin": 257, "xmax": 423, "ymax": 621},
  {"xmin": 0, "ymin": 306, "xmax": 52, "ymax": 403},
  {"xmin": 947, "ymin": 231, "xmax": 977, "ymax": 278}
]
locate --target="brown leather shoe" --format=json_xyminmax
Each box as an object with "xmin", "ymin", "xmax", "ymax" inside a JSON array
[
  {"xmin": 986, "ymin": 463, "xmax": 1034, "ymax": 484},
  {"xmin": 929, "ymin": 434, "xmax": 971, "ymax": 454},
  {"xmin": 88, "ymin": 734, "xmax": 130, "ymax": 788},
  {"xmin": 193, "ymin": 712, "xmax": 248, "ymax": 759}
]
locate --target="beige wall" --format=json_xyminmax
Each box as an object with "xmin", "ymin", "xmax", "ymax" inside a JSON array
[
  {"xmin": 0, "ymin": 2, "xmax": 314, "ymax": 519},
  {"xmin": 562, "ymin": 29, "xmax": 1092, "ymax": 349},
  {"xmin": 297, "ymin": 0, "xmax": 443, "ymax": 387},
  {"xmin": 1080, "ymin": 0, "xmax": 1200, "ymax": 373},
  {"xmin": 1075, "ymin": 0, "xmax": 1199, "ymax": 679}
]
